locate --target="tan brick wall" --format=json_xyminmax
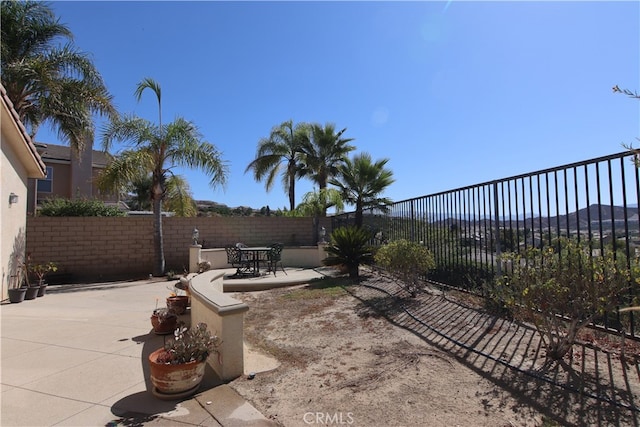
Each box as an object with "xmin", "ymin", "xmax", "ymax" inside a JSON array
[{"xmin": 26, "ymin": 216, "xmax": 332, "ymax": 282}]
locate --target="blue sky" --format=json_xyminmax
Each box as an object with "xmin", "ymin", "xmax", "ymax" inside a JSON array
[{"xmin": 39, "ymin": 1, "xmax": 639, "ymax": 212}]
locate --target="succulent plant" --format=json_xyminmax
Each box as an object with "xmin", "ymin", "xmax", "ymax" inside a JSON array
[{"xmin": 156, "ymin": 322, "xmax": 221, "ymax": 365}]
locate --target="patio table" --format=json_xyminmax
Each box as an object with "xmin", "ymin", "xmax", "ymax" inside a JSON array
[{"xmin": 239, "ymin": 247, "xmax": 271, "ymax": 276}]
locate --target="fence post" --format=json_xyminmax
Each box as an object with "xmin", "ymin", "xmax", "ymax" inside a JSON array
[{"xmin": 493, "ymin": 182, "xmax": 502, "ymax": 276}]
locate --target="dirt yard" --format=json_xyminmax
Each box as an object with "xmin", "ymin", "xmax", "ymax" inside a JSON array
[{"xmin": 229, "ymin": 269, "xmax": 640, "ymax": 427}]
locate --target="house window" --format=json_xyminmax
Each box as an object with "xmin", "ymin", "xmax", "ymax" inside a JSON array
[{"xmin": 37, "ymin": 166, "xmax": 53, "ymax": 193}]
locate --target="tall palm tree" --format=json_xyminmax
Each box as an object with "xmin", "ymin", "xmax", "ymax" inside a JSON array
[
  {"xmin": 245, "ymin": 120, "xmax": 307, "ymax": 211},
  {"xmin": 99, "ymin": 78, "xmax": 228, "ymax": 275},
  {"xmin": 298, "ymin": 122, "xmax": 355, "ymax": 215},
  {"xmin": 1, "ymin": 0, "xmax": 115, "ymax": 152},
  {"xmin": 330, "ymin": 152, "xmax": 395, "ymax": 228}
]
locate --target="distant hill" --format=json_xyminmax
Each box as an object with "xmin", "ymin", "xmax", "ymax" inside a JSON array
[{"xmin": 195, "ymin": 200, "xmax": 281, "ymax": 217}]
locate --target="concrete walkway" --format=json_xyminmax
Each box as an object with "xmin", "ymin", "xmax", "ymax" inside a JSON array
[{"xmin": 1, "ymin": 268, "xmax": 327, "ymax": 426}]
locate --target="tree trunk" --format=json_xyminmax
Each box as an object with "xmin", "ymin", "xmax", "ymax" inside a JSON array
[
  {"xmin": 355, "ymin": 200, "xmax": 364, "ymax": 228},
  {"xmin": 153, "ymin": 196, "xmax": 165, "ymax": 276}
]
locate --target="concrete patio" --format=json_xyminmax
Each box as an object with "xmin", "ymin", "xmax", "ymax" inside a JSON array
[{"xmin": 0, "ymin": 267, "xmax": 328, "ymax": 426}]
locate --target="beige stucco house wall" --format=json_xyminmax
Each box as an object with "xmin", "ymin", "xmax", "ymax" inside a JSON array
[{"xmin": 1, "ymin": 84, "xmax": 46, "ymax": 300}]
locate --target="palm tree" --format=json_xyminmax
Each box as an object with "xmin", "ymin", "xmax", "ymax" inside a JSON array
[
  {"xmin": 99, "ymin": 78, "xmax": 228, "ymax": 275},
  {"xmin": 1, "ymin": 0, "xmax": 115, "ymax": 152},
  {"xmin": 124, "ymin": 173, "xmax": 197, "ymax": 217},
  {"xmin": 330, "ymin": 152, "xmax": 395, "ymax": 228},
  {"xmin": 245, "ymin": 120, "xmax": 307, "ymax": 211},
  {"xmin": 298, "ymin": 123, "xmax": 355, "ymax": 215},
  {"xmin": 296, "ymin": 188, "xmax": 344, "ymax": 244}
]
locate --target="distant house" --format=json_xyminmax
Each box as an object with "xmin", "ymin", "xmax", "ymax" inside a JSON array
[
  {"xmin": 1, "ymin": 83, "xmax": 46, "ymax": 300},
  {"xmin": 26, "ymin": 142, "xmax": 118, "ymax": 214}
]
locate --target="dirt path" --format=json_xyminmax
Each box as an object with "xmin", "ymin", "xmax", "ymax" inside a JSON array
[{"xmin": 229, "ymin": 270, "xmax": 640, "ymax": 427}]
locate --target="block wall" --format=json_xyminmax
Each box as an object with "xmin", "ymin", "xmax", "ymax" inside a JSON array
[{"xmin": 26, "ymin": 216, "xmax": 332, "ymax": 282}]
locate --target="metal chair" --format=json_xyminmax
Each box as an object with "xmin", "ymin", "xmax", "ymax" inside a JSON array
[
  {"xmin": 267, "ymin": 243, "xmax": 286, "ymax": 276},
  {"xmin": 225, "ymin": 245, "xmax": 252, "ymax": 276}
]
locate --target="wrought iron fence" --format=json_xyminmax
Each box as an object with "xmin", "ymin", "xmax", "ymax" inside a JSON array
[{"xmin": 333, "ymin": 150, "xmax": 640, "ymax": 337}]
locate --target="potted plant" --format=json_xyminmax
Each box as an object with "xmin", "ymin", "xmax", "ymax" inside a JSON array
[
  {"xmin": 7, "ymin": 254, "xmax": 27, "ymax": 303},
  {"xmin": 150, "ymin": 307, "xmax": 178, "ymax": 335},
  {"xmin": 29, "ymin": 261, "xmax": 58, "ymax": 297},
  {"xmin": 166, "ymin": 292, "xmax": 189, "ymax": 315},
  {"xmin": 148, "ymin": 322, "xmax": 221, "ymax": 398}
]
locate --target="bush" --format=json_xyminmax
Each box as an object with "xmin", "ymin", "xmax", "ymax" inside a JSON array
[
  {"xmin": 39, "ymin": 198, "xmax": 125, "ymax": 217},
  {"xmin": 322, "ymin": 226, "xmax": 374, "ymax": 278},
  {"xmin": 496, "ymin": 238, "xmax": 637, "ymax": 362},
  {"xmin": 375, "ymin": 239, "xmax": 435, "ymax": 297}
]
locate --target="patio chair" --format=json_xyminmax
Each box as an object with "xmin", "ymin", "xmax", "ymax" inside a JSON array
[
  {"xmin": 267, "ymin": 242, "xmax": 287, "ymax": 276},
  {"xmin": 225, "ymin": 245, "xmax": 252, "ymax": 276}
]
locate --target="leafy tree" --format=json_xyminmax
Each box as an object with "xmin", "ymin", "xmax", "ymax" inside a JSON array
[
  {"xmin": 1, "ymin": 0, "xmax": 115, "ymax": 152},
  {"xmin": 298, "ymin": 123, "xmax": 355, "ymax": 215},
  {"xmin": 495, "ymin": 238, "xmax": 636, "ymax": 363},
  {"xmin": 245, "ymin": 120, "xmax": 308, "ymax": 211},
  {"xmin": 322, "ymin": 226, "xmax": 374, "ymax": 278},
  {"xmin": 98, "ymin": 77, "xmax": 228, "ymax": 275},
  {"xmin": 375, "ymin": 239, "xmax": 435, "ymax": 297},
  {"xmin": 330, "ymin": 152, "xmax": 394, "ymax": 228}
]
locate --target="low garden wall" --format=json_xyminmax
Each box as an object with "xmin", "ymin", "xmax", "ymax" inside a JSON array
[
  {"xmin": 189, "ymin": 270, "xmax": 248, "ymax": 381},
  {"xmin": 190, "ymin": 244, "xmax": 329, "ymax": 272}
]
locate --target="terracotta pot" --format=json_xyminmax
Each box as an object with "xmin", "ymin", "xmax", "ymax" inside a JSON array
[
  {"xmin": 166, "ymin": 295, "xmax": 189, "ymax": 315},
  {"xmin": 148, "ymin": 348, "xmax": 206, "ymax": 395},
  {"xmin": 150, "ymin": 313, "xmax": 178, "ymax": 335}
]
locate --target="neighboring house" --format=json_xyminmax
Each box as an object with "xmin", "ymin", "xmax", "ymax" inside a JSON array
[
  {"xmin": 26, "ymin": 142, "xmax": 118, "ymax": 214},
  {"xmin": 1, "ymin": 83, "xmax": 46, "ymax": 301}
]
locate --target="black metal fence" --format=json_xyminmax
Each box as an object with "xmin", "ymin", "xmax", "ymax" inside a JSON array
[{"xmin": 333, "ymin": 150, "xmax": 640, "ymax": 337}]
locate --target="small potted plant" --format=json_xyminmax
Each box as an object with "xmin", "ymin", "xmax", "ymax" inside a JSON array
[
  {"xmin": 29, "ymin": 261, "xmax": 58, "ymax": 297},
  {"xmin": 166, "ymin": 291, "xmax": 189, "ymax": 315},
  {"xmin": 148, "ymin": 322, "xmax": 221, "ymax": 397},
  {"xmin": 7, "ymin": 254, "xmax": 28, "ymax": 303},
  {"xmin": 150, "ymin": 307, "xmax": 178, "ymax": 335}
]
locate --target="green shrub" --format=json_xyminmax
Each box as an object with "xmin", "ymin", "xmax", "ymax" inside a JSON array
[
  {"xmin": 322, "ymin": 226, "xmax": 374, "ymax": 278},
  {"xmin": 39, "ymin": 198, "xmax": 125, "ymax": 217},
  {"xmin": 496, "ymin": 238, "xmax": 636, "ymax": 362},
  {"xmin": 375, "ymin": 239, "xmax": 435, "ymax": 297}
]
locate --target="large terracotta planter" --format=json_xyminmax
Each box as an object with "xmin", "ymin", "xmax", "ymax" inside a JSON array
[{"xmin": 148, "ymin": 348, "xmax": 206, "ymax": 396}]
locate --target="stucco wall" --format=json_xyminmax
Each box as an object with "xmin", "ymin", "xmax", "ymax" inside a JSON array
[
  {"xmin": 25, "ymin": 216, "xmax": 332, "ymax": 282},
  {"xmin": 1, "ymin": 134, "xmax": 30, "ymax": 299}
]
